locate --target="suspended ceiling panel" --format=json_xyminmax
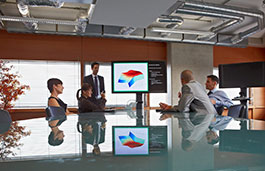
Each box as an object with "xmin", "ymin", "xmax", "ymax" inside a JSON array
[{"xmin": 90, "ymin": 0, "xmax": 177, "ymax": 28}]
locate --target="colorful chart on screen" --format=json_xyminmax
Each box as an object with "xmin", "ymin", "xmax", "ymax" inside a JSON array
[{"xmin": 113, "ymin": 62, "xmax": 149, "ymax": 93}]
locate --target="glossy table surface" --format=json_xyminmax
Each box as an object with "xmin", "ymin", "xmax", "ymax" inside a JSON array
[{"xmin": 1, "ymin": 109, "xmax": 265, "ymax": 171}]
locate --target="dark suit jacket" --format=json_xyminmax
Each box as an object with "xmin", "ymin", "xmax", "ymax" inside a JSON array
[{"xmin": 83, "ymin": 75, "xmax": 105, "ymax": 99}]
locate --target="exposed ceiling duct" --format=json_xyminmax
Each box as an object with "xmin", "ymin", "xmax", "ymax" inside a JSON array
[
  {"xmin": 16, "ymin": 0, "xmax": 64, "ymax": 30},
  {"xmin": 15, "ymin": 0, "xmax": 91, "ymax": 32},
  {"xmin": 148, "ymin": 0, "xmax": 264, "ymax": 45},
  {"xmin": 0, "ymin": 0, "xmax": 264, "ymax": 47},
  {"xmin": 179, "ymin": 0, "xmax": 264, "ymax": 44},
  {"xmin": 0, "ymin": 15, "xmax": 84, "ymax": 26},
  {"xmin": 156, "ymin": 15, "xmax": 183, "ymax": 37}
]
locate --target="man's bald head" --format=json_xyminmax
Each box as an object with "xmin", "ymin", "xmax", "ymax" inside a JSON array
[{"xmin": 181, "ymin": 70, "xmax": 194, "ymax": 85}]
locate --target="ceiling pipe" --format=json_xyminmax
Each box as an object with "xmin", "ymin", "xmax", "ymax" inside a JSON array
[
  {"xmin": 178, "ymin": 0, "xmax": 264, "ymax": 43},
  {"xmin": 231, "ymin": 25, "xmax": 260, "ymax": 44},
  {"xmin": 156, "ymin": 15, "xmax": 184, "ymax": 37},
  {"xmin": 157, "ymin": 15, "xmax": 184, "ymax": 25},
  {"xmin": 151, "ymin": 27, "xmax": 213, "ymax": 36},
  {"xmin": 197, "ymin": 19, "xmax": 242, "ymax": 41},
  {"xmin": 0, "ymin": 15, "xmax": 83, "ymax": 26},
  {"xmin": 176, "ymin": 8, "xmax": 244, "ymax": 21},
  {"xmin": 182, "ymin": 0, "xmax": 264, "ymax": 19}
]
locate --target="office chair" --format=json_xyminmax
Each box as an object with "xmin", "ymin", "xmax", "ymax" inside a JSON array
[
  {"xmin": 227, "ymin": 104, "xmax": 246, "ymax": 118},
  {"xmin": 0, "ymin": 109, "xmax": 12, "ymax": 134},
  {"xmin": 45, "ymin": 106, "xmax": 66, "ymax": 121}
]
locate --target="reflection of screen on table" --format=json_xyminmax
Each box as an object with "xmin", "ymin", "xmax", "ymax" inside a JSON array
[
  {"xmin": 113, "ymin": 127, "xmax": 149, "ymax": 155},
  {"xmin": 112, "ymin": 62, "xmax": 149, "ymax": 93}
]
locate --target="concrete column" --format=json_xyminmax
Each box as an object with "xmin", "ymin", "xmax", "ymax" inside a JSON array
[{"xmin": 167, "ymin": 43, "xmax": 213, "ymax": 105}]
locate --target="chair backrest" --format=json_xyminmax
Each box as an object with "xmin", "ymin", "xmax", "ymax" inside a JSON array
[
  {"xmin": 45, "ymin": 106, "xmax": 65, "ymax": 121},
  {"xmin": 0, "ymin": 110, "xmax": 12, "ymax": 134},
  {"xmin": 227, "ymin": 105, "xmax": 245, "ymax": 118}
]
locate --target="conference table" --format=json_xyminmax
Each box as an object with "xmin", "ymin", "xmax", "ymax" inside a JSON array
[{"xmin": 0, "ymin": 109, "xmax": 265, "ymax": 171}]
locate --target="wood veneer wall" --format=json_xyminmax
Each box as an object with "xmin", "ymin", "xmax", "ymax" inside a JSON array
[{"xmin": 0, "ymin": 30, "xmax": 166, "ymax": 62}]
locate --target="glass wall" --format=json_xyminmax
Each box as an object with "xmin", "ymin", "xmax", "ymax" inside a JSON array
[
  {"xmin": 84, "ymin": 63, "xmax": 168, "ymax": 107},
  {"xmin": 4, "ymin": 60, "xmax": 80, "ymax": 108},
  {"xmin": 84, "ymin": 63, "xmax": 135, "ymax": 106}
]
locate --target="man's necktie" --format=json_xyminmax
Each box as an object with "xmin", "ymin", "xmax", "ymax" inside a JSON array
[
  {"xmin": 94, "ymin": 76, "xmax": 99, "ymax": 97},
  {"xmin": 207, "ymin": 91, "xmax": 212, "ymax": 96}
]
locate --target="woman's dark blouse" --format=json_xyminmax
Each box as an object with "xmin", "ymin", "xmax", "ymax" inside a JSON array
[
  {"xmin": 48, "ymin": 97, "xmax": 67, "ymax": 112},
  {"xmin": 48, "ymin": 97, "xmax": 67, "ymax": 127}
]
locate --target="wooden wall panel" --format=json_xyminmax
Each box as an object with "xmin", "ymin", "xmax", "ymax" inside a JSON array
[
  {"xmin": 0, "ymin": 30, "xmax": 82, "ymax": 61},
  {"xmin": 0, "ymin": 30, "xmax": 166, "ymax": 62},
  {"xmin": 252, "ymin": 88, "xmax": 265, "ymax": 107},
  {"xmin": 213, "ymin": 46, "xmax": 265, "ymax": 67},
  {"xmin": 252, "ymin": 108, "xmax": 265, "ymax": 120},
  {"xmin": 82, "ymin": 37, "xmax": 167, "ymax": 62}
]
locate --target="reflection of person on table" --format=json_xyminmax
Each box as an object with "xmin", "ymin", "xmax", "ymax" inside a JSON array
[
  {"xmin": 160, "ymin": 112, "xmax": 213, "ymax": 151},
  {"xmin": 47, "ymin": 78, "xmax": 71, "ymax": 146},
  {"xmin": 76, "ymin": 83, "xmax": 107, "ymax": 155},
  {"xmin": 206, "ymin": 115, "xmax": 232, "ymax": 145}
]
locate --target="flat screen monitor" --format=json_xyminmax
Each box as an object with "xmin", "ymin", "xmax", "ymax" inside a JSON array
[
  {"xmin": 112, "ymin": 126, "xmax": 149, "ymax": 155},
  {"xmin": 219, "ymin": 62, "xmax": 265, "ymax": 88},
  {"xmin": 112, "ymin": 62, "xmax": 149, "ymax": 93}
]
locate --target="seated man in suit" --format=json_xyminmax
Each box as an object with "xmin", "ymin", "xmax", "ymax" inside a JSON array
[
  {"xmin": 83, "ymin": 62, "xmax": 105, "ymax": 100},
  {"xmin": 205, "ymin": 75, "xmax": 233, "ymax": 115},
  {"xmin": 160, "ymin": 70, "xmax": 216, "ymax": 116}
]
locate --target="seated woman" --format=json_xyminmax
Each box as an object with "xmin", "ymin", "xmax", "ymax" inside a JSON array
[
  {"xmin": 76, "ymin": 83, "xmax": 107, "ymax": 155},
  {"xmin": 47, "ymin": 78, "xmax": 71, "ymax": 146},
  {"xmin": 76, "ymin": 83, "xmax": 106, "ymax": 113}
]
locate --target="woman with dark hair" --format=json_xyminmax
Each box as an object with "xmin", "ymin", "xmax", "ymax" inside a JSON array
[
  {"xmin": 46, "ymin": 78, "xmax": 71, "ymax": 146},
  {"xmin": 76, "ymin": 83, "xmax": 107, "ymax": 155},
  {"xmin": 76, "ymin": 83, "xmax": 106, "ymax": 113}
]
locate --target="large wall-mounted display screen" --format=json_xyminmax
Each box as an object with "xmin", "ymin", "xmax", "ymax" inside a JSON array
[
  {"xmin": 219, "ymin": 61, "xmax": 265, "ymax": 88},
  {"xmin": 112, "ymin": 62, "xmax": 149, "ymax": 93},
  {"xmin": 112, "ymin": 61, "xmax": 167, "ymax": 93}
]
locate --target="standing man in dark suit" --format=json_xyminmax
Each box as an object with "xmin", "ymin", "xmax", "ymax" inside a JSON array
[{"xmin": 83, "ymin": 62, "xmax": 105, "ymax": 100}]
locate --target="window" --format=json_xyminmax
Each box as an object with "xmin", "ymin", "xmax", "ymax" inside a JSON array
[
  {"xmin": 85, "ymin": 63, "xmax": 136, "ymax": 106},
  {"xmin": 149, "ymin": 93, "xmax": 168, "ymax": 107},
  {"xmin": 4, "ymin": 60, "xmax": 80, "ymax": 108},
  {"xmin": 85, "ymin": 63, "xmax": 169, "ymax": 107}
]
